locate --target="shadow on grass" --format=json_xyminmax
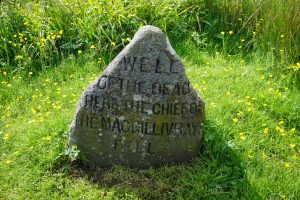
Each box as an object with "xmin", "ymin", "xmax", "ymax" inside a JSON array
[{"xmin": 58, "ymin": 119, "xmax": 260, "ymax": 199}]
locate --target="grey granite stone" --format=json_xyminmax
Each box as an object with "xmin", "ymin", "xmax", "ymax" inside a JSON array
[{"xmin": 69, "ymin": 25, "xmax": 205, "ymax": 168}]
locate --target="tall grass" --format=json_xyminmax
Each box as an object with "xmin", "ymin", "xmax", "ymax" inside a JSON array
[
  {"xmin": 0, "ymin": 0, "xmax": 299, "ymax": 77},
  {"xmin": 202, "ymin": 0, "xmax": 300, "ymax": 62}
]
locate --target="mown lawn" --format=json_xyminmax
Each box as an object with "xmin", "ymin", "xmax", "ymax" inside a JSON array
[{"xmin": 0, "ymin": 40, "xmax": 299, "ymax": 199}]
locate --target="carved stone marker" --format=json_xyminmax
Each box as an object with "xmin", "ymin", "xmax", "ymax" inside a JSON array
[{"xmin": 69, "ymin": 25, "xmax": 205, "ymax": 168}]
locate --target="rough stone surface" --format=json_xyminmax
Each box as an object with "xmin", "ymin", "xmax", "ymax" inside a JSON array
[{"xmin": 69, "ymin": 25, "xmax": 205, "ymax": 168}]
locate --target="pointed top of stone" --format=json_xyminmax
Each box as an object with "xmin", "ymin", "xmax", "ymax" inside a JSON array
[{"xmin": 69, "ymin": 25, "xmax": 205, "ymax": 168}]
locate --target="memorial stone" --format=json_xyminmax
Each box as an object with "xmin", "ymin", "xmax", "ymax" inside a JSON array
[{"xmin": 69, "ymin": 25, "xmax": 205, "ymax": 168}]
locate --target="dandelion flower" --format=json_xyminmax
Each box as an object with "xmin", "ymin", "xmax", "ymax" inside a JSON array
[
  {"xmin": 90, "ymin": 44, "xmax": 95, "ymax": 49},
  {"xmin": 29, "ymin": 71, "xmax": 33, "ymax": 75},
  {"xmin": 289, "ymin": 143, "xmax": 296, "ymax": 148},
  {"xmin": 232, "ymin": 118, "xmax": 238, "ymax": 123},
  {"xmin": 220, "ymin": 31, "xmax": 225, "ymax": 35},
  {"xmin": 253, "ymin": 31, "xmax": 257, "ymax": 36},
  {"xmin": 229, "ymin": 31, "xmax": 233, "ymax": 35},
  {"xmin": 78, "ymin": 50, "xmax": 82, "ymax": 54}
]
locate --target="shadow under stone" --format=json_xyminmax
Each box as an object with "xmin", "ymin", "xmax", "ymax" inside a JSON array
[{"xmin": 58, "ymin": 119, "xmax": 260, "ymax": 199}]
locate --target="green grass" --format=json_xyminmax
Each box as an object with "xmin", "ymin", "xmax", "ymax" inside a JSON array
[
  {"xmin": 1, "ymin": 39, "xmax": 299, "ymax": 199},
  {"xmin": 1, "ymin": 0, "xmax": 299, "ymax": 76}
]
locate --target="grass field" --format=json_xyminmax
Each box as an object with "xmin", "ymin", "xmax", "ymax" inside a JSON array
[
  {"xmin": 1, "ymin": 0, "xmax": 300, "ymax": 199},
  {"xmin": 1, "ymin": 39, "xmax": 299, "ymax": 199}
]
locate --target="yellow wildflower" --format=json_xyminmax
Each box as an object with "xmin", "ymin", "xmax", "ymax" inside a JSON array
[
  {"xmin": 31, "ymin": 108, "xmax": 36, "ymax": 114},
  {"xmin": 15, "ymin": 55, "xmax": 23, "ymax": 60},
  {"xmin": 239, "ymin": 133, "xmax": 246, "ymax": 141},
  {"xmin": 90, "ymin": 44, "xmax": 95, "ymax": 49},
  {"xmin": 248, "ymin": 153, "xmax": 254, "ymax": 159},
  {"xmin": 220, "ymin": 31, "xmax": 225, "ymax": 35},
  {"xmin": 5, "ymin": 160, "xmax": 12, "ymax": 164},
  {"xmin": 232, "ymin": 118, "xmax": 238, "ymax": 123},
  {"xmin": 278, "ymin": 121, "xmax": 284, "ymax": 125},
  {"xmin": 3, "ymin": 133, "xmax": 9, "ymax": 140},
  {"xmin": 284, "ymin": 162, "xmax": 290, "ymax": 168},
  {"xmin": 253, "ymin": 31, "xmax": 257, "ymax": 36},
  {"xmin": 237, "ymin": 111, "xmax": 244, "ymax": 116},
  {"xmin": 290, "ymin": 128, "xmax": 295, "ymax": 133},
  {"xmin": 229, "ymin": 31, "xmax": 233, "ymax": 35},
  {"xmin": 59, "ymin": 30, "xmax": 63, "ymax": 35},
  {"xmin": 29, "ymin": 71, "xmax": 33, "ymax": 75},
  {"xmin": 78, "ymin": 50, "xmax": 82, "ymax": 54},
  {"xmin": 45, "ymin": 136, "xmax": 51, "ymax": 141},
  {"xmin": 280, "ymin": 194, "xmax": 286, "ymax": 200},
  {"xmin": 263, "ymin": 128, "xmax": 269, "ymax": 134},
  {"xmin": 289, "ymin": 143, "xmax": 296, "ymax": 148}
]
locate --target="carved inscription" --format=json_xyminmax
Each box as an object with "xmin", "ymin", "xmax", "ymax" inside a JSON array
[
  {"xmin": 78, "ymin": 56, "xmax": 202, "ymax": 154},
  {"xmin": 123, "ymin": 56, "xmax": 180, "ymax": 74},
  {"xmin": 70, "ymin": 25, "xmax": 204, "ymax": 168},
  {"xmin": 76, "ymin": 115, "xmax": 199, "ymax": 136},
  {"xmin": 96, "ymin": 74, "xmax": 190, "ymax": 95},
  {"xmin": 84, "ymin": 94, "xmax": 200, "ymax": 115}
]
